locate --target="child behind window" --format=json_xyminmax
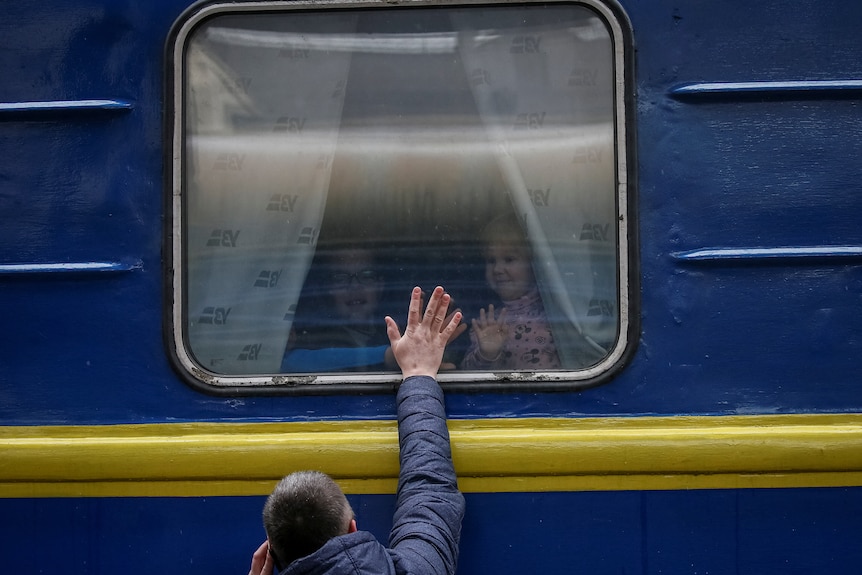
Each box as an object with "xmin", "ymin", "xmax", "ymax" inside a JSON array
[{"xmin": 461, "ymin": 213, "xmax": 561, "ymax": 371}]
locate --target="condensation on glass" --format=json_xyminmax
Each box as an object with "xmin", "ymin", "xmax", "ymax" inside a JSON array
[{"xmin": 171, "ymin": 0, "xmax": 631, "ymax": 388}]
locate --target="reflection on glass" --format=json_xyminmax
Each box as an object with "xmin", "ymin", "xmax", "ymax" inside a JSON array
[{"xmin": 182, "ymin": 4, "xmax": 620, "ymax": 377}]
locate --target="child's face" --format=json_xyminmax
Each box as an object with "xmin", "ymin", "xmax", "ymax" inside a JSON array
[
  {"xmin": 484, "ymin": 243, "xmax": 535, "ymax": 301},
  {"xmin": 327, "ymin": 250, "xmax": 383, "ymax": 322}
]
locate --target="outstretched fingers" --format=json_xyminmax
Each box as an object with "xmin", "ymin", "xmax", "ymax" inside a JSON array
[
  {"xmin": 423, "ymin": 286, "xmax": 446, "ymax": 324},
  {"xmin": 387, "ymin": 286, "xmax": 463, "ymax": 379},
  {"xmin": 440, "ymin": 310, "xmax": 463, "ymax": 342},
  {"xmin": 384, "ymin": 315, "xmax": 401, "ymax": 347},
  {"xmin": 405, "ymin": 286, "xmax": 424, "ymax": 333},
  {"xmin": 424, "ymin": 286, "xmax": 459, "ymax": 336},
  {"xmin": 444, "ymin": 310, "xmax": 467, "ymax": 343}
]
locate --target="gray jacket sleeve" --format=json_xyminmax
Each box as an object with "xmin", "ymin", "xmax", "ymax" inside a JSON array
[{"xmin": 388, "ymin": 376, "xmax": 465, "ymax": 575}]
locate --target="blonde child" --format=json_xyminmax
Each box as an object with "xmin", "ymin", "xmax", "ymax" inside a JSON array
[{"xmin": 461, "ymin": 213, "xmax": 561, "ymax": 370}]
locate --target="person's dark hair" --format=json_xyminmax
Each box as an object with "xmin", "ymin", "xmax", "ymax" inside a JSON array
[{"xmin": 263, "ymin": 471, "xmax": 355, "ymax": 569}]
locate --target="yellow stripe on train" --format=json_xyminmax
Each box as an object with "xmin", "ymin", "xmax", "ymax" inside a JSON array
[{"xmin": 2, "ymin": 413, "xmax": 862, "ymax": 498}]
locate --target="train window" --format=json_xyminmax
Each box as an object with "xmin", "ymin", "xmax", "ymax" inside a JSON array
[{"xmin": 168, "ymin": 0, "xmax": 633, "ymax": 390}]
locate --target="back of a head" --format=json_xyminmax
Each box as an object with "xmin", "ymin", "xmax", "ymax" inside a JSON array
[{"xmin": 263, "ymin": 471, "xmax": 354, "ymax": 569}]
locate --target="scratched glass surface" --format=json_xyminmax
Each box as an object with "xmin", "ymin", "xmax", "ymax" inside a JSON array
[{"xmin": 181, "ymin": 5, "xmax": 620, "ymax": 376}]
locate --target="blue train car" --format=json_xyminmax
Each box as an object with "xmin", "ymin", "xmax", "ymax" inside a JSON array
[{"xmin": 2, "ymin": 0, "xmax": 861, "ymax": 573}]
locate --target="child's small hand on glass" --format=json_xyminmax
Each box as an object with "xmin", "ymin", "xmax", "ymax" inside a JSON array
[{"xmin": 472, "ymin": 304, "xmax": 508, "ymax": 361}]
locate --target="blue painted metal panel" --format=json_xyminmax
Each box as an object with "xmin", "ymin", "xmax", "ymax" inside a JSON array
[{"xmin": 2, "ymin": 489, "xmax": 861, "ymax": 574}]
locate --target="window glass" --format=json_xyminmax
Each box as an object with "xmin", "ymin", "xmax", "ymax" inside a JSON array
[{"xmin": 174, "ymin": 1, "xmax": 630, "ymax": 386}]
